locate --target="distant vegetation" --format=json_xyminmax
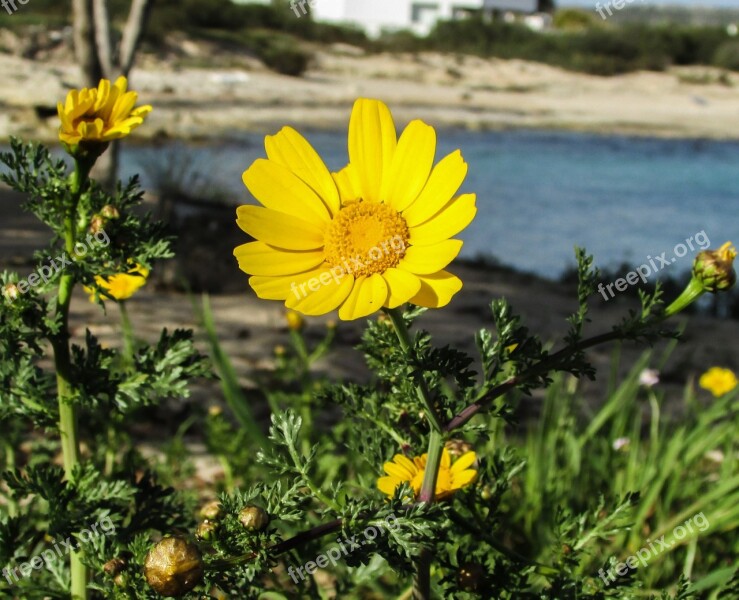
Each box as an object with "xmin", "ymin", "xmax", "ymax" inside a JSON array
[{"xmin": 4, "ymin": 0, "xmax": 738, "ymax": 77}]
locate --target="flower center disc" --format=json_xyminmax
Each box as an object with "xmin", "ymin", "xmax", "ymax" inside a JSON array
[{"xmin": 324, "ymin": 202, "xmax": 410, "ymax": 278}]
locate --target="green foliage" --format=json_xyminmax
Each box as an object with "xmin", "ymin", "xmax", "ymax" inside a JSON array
[{"xmin": 713, "ymin": 41, "xmax": 739, "ymax": 71}]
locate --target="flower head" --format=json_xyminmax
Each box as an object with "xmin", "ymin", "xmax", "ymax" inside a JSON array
[
  {"xmin": 58, "ymin": 76, "xmax": 152, "ymax": 150},
  {"xmin": 235, "ymin": 98, "xmax": 476, "ymax": 320},
  {"xmin": 638, "ymin": 368, "xmax": 660, "ymax": 388},
  {"xmin": 699, "ymin": 367, "xmax": 738, "ymax": 397},
  {"xmin": 378, "ymin": 448, "xmax": 477, "ymax": 500},
  {"xmin": 85, "ymin": 264, "xmax": 149, "ymax": 302},
  {"xmin": 693, "ymin": 242, "xmax": 736, "ymax": 293}
]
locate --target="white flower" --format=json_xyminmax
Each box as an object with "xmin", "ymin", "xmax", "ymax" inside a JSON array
[{"xmin": 639, "ymin": 369, "xmax": 660, "ymax": 388}]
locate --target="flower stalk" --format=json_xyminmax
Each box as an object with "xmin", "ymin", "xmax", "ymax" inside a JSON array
[
  {"xmin": 384, "ymin": 308, "xmax": 444, "ymax": 600},
  {"xmin": 52, "ymin": 158, "xmax": 94, "ymax": 599}
]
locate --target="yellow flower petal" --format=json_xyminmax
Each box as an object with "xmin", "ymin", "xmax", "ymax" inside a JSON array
[
  {"xmin": 397, "ymin": 240, "xmax": 463, "ymax": 275},
  {"xmin": 409, "ymin": 194, "xmax": 477, "ymax": 247},
  {"xmin": 248, "ymin": 267, "xmax": 327, "ymax": 301},
  {"xmin": 382, "ymin": 120, "xmax": 436, "ymax": 212},
  {"xmin": 381, "ymin": 267, "xmax": 421, "ymax": 309},
  {"xmin": 265, "ymin": 126, "xmax": 340, "ymax": 216},
  {"xmin": 338, "ymin": 273, "xmax": 388, "ymax": 321},
  {"xmin": 409, "ymin": 271, "xmax": 463, "ymax": 308},
  {"xmin": 234, "ymin": 242, "xmax": 325, "ymax": 276},
  {"xmin": 348, "ymin": 99, "xmax": 397, "ymax": 203},
  {"xmin": 236, "ymin": 206, "xmax": 325, "ymax": 250},
  {"xmin": 402, "ymin": 150, "xmax": 468, "ymax": 227},
  {"xmin": 393, "ymin": 454, "xmax": 419, "ymax": 476},
  {"xmin": 242, "ymin": 159, "xmax": 331, "ymax": 226},
  {"xmin": 451, "ymin": 469, "xmax": 477, "ymax": 489},
  {"xmin": 332, "ymin": 164, "xmax": 362, "ymax": 203},
  {"xmin": 384, "ymin": 461, "xmax": 415, "ymax": 480},
  {"xmin": 285, "ymin": 270, "xmax": 354, "ymax": 316},
  {"xmin": 440, "ymin": 448, "xmax": 451, "ymax": 469},
  {"xmin": 451, "ymin": 451, "xmax": 477, "ymax": 473},
  {"xmin": 378, "ymin": 476, "xmax": 400, "ymax": 497}
]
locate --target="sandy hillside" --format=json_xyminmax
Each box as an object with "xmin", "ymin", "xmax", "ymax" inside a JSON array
[{"xmin": 1, "ymin": 42, "xmax": 738, "ymax": 142}]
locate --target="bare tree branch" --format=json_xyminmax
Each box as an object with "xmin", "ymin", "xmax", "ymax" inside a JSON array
[
  {"xmin": 92, "ymin": 0, "xmax": 114, "ymax": 79},
  {"xmin": 119, "ymin": 0, "xmax": 154, "ymax": 76},
  {"xmin": 72, "ymin": 0, "xmax": 103, "ymax": 87}
]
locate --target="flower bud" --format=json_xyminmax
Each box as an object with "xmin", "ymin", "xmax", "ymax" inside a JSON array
[
  {"xmin": 144, "ymin": 537, "xmax": 204, "ymax": 597},
  {"xmin": 101, "ymin": 205, "xmax": 120, "ymax": 219},
  {"xmin": 274, "ymin": 345, "xmax": 286, "ymax": 357},
  {"xmin": 693, "ymin": 242, "xmax": 736, "ymax": 293},
  {"xmin": 103, "ymin": 557, "xmax": 127, "ymax": 577},
  {"xmin": 444, "ymin": 439, "xmax": 473, "ymax": 458},
  {"xmin": 199, "ymin": 501, "xmax": 223, "ymax": 522},
  {"xmin": 3, "ymin": 283, "xmax": 19, "ymax": 302},
  {"xmin": 286, "ymin": 310, "xmax": 304, "ymax": 331},
  {"xmin": 89, "ymin": 214, "xmax": 106, "ymax": 234},
  {"xmin": 238, "ymin": 505, "xmax": 269, "ymax": 532},
  {"xmin": 458, "ymin": 562, "xmax": 484, "ymax": 592},
  {"xmin": 196, "ymin": 521, "xmax": 218, "ymax": 542}
]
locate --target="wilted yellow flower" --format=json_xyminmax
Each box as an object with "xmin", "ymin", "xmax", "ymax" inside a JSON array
[
  {"xmin": 234, "ymin": 98, "xmax": 476, "ymax": 321},
  {"xmin": 699, "ymin": 367, "xmax": 738, "ymax": 397},
  {"xmin": 378, "ymin": 448, "xmax": 477, "ymax": 500},
  {"xmin": 58, "ymin": 76, "xmax": 152, "ymax": 147},
  {"xmin": 85, "ymin": 264, "xmax": 149, "ymax": 301}
]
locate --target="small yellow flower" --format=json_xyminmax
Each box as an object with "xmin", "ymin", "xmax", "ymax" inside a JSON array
[
  {"xmin": 285, "ymin": 310, "xmax": 304, "ymax": 331},
  {"xmin": 234, "ymin": 98, "xmax": 476, "ymax": 320},
  {"xmin": 378, "ymin": 448, "xmax": 477, "ymax": 500},
  {"xmin": 85, "ymin": 264, "xmax": 149, "ymax": 302},
  {"xmin": 58, "ymin": 76, "xmax": 152, "ymax": 147},
  {"xmin": 699, "ymin": 367, "xmax": 738, "ymax": 397}
]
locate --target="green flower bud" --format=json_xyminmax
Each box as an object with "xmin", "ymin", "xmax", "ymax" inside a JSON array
[
  {"xmin": 199, "ymin": 500, "xmax": 223, "ymax": 522},
  {"xmin": 693, "ymin": 242, "xmax": 736, "ymax": 293},
  {"xmin": 238, "ymin": 505, "xmax": 269, "ymax": 532},
  {"xmin": 196, "ymin": 521, "xmax": 218, "ymax": 542},
  {"xmin": 144, "ymin": 537, "xmax": 204, "ymax": 597}
]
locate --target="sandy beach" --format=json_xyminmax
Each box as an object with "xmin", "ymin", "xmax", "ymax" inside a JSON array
[{"xmin": 1, "ymin": 42, "xmax": 739, "ymax": 143}]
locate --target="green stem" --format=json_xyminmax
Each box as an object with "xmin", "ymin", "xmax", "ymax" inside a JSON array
[
  {"xmin": 383, "ymin": 309, "xmax": 443, "ymax": 433},
  {"xmin": 663, "ymin": 277, "xmax": 704, "ymax": 318},
  {"xmin": 384, "ymin": 308, "xmax": 444, "ymax": 599},
  {"xmin": 52, "ymin": 158, "xmax": 92, "ymax": 600},
  {"xmin": 3, "ymin": 440, "xmax": 17, "ymax": 517},
  {"xmin": 118, "ymin": 301, "xmax": 135, "ymax": 362}
]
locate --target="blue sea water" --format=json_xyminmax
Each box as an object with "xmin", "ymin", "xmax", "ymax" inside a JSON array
[
  {"xmin": 123, "ymin": 129, "xmax": 738, "ymax": 279},
  {"xmin": 16, "ymin": 128, "xmax": 739, "ymax": 280}
]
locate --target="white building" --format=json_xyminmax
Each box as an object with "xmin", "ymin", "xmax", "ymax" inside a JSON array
[{"xmin": 311, "ymin": 0, "xmax": 488, "ymax": 37}]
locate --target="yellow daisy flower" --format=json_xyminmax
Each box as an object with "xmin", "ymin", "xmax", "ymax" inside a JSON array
[
  {"xmin": 698, "ymin": 367, "xmax": 738, "ymax": 397},
  {"xmin": 234, "ymin": 98, "xmax": 476, "ymax": 321},
  {"xmin": 85, "ymin": 264, "xmax": 150, "ymax": 302},
  {"xmin": 58, "ymin": 76, "xmax": 152, "ymax": 146},
  {"xmin": 378, "ymin": 448, "xmax": 477, "ymax": 500}
]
